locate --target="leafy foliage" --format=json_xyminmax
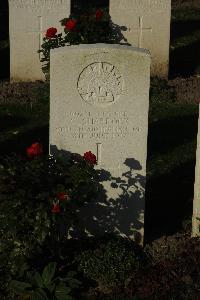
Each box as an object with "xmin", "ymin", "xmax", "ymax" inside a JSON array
[
  {"xmin": 0, "ymin": 149, "xmax": 99, "ymax": 297},
  {"xmin": 39, "ymin": 9, "xmax": 125, "ymax": 80},
  {"xmin": 76, "ymin": 236, "xmax": 146, "ymax": 293},
  {"xmin": 10, "ymin": 262, "xmax": 81, "ymax": 300}
]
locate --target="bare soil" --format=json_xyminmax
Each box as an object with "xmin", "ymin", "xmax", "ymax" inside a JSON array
[
  {"xmin": 0, "ymin": 81, "xmax": 47, "ymax": 104},
  {"xmin": 169, "ymin": 75, "xmax": 200, "ymax": 104}
]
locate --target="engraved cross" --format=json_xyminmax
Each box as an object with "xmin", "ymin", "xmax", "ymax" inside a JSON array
[
  {"xmin": 129, "ymin": 16, "xmax": 152, "ymax": 48},
  {"xmin": 28, "ymin": 16, "xmax": 45, "ymax": 60}
]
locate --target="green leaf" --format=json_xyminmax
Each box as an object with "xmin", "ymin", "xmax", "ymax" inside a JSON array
[
  {"xmin": 42, "ymin": 262, "xmax": 57, "ymax": 286},
  {"xmin": 32, "ymin": 272, "xmax": 44, "ymax": 288},
  {"xmin": 45, "ymin": 282, "xmax": 56, "ymax": 293},
  {"xmin": 30, "ymin": 288, "xmax": 49, "ymax": 300},
  {"xmin": 10, "ymin": 280, "xmax": 32, "ymax": 295},
  {"xmin": 55, "ymin": 283, "xmax": 72, "ymax": 300}
]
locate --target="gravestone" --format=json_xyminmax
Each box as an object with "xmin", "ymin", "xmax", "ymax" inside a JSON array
[
  {"xmin": 50, "ymin": 44, "xmax": 150, "ymax": 243},
  {"xmin": 9, "ymin": 0, "xmax": 70, "ymax": 81},
  {"xmin": 193, "ymin": 106, "xmax": 200, "ymax": 237},
  {"xmin": 110, "ymin": 0, "xmax": 171, "ymax": 78}
]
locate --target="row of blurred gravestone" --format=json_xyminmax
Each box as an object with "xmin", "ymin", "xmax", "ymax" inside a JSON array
[{"xmin": 9, "ymin": 0, "xmax": 171, "ymax": 81}]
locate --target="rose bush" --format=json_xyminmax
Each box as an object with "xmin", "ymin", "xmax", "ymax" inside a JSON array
[
  {"xmin": 83, "ymin": 151, "xmax": 97, "ymax": 165},
  {"xmin": 0, "ymin": 144, "xmax": 99, "ymax": 297},
  {"xmin": 26, "ymin": 142, "xmax": 43, "ymax": 158},
  {"xmin": 38, "ymin": 8, "xmax": 120, "ymax": 80},
  {"xmin": 95, "ymin": 9, "xmax": 104, "ymax": 21},
  {"xmin": 65, "ymin": 19, "xmax": 77, "ymax": 31},
  {"xmin": 46, "ymin": 27, "xmax": 57, "ymax": 39}
]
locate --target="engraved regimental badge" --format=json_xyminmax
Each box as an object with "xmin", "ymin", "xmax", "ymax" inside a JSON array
[{"xmin": 77, "ymin": 62, "xmax": 124, "ymax": 107}]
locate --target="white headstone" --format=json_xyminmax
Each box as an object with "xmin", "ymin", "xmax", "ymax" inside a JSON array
[
  {"xmin": 50, "ymin": 44, "xmax": 150, "ymax": 244},
  {"xmin": 110, "ymin": 0, "xmax": 171, "ymax": 78},
  {"xmin": 9, "ymin": 0, "xmax": 70, "ymax": 81},
  {"xmin": 193, "ymin": 106, "xmax": 200, "ymax": 237}
]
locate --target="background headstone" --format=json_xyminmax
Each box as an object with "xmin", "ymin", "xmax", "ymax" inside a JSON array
[
  {"xmin": 110, "ymin": 0, "xmax": 171, "ymax": 78},
  {"xmin": 9, "ymin": 0, "xmax": 70, "ymax": 81},
  {"xmin": 50, "ymin": 44, "xmax": 150, "ymax": 243},
  {"xmin": 193, "ymin": 105, "xmax": 200, "ymax": 237}
]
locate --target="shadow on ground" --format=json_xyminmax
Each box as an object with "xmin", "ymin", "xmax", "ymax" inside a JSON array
[
  {"xmin": 0, "ymin": 115, "xmax": 28, "ymax": 132},
  {"xmin": 169, "ymin": 19, "xmax": 200, "ymax": 78},
  {"xmin": 0, "ymin": 0, "xmax": 9, "ymax": 80},
  {"xmin": 144, "ymin": 110, "xmax": 198, "ymax": 243},
  {"xmin": 144, "ymin": 159, "xmax": 195, "ymax": 243},
  {"xmin": 148, "ymin": 113, "xmax": 199, "ymax": 156},
  {"xmin": 0, "ymin": 125, "xmax": 49, "ymax": 157}
]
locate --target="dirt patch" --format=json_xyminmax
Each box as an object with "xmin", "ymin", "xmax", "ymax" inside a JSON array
[
  {"xmin": 0, "ymin": 81, "xmax": 48, "ymax": 104},
  {"xmin": 169, "ymin": 76, "xmax": 200, "ymax": 104}
]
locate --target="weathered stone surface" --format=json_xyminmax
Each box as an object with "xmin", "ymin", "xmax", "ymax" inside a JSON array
[
  {"xmin": 110, "ymin": 0, "xmax": 171, "ymax": 78},
  {"xmin": 9, "ymin": 0, "xmax": 70, "ymax": 81},
  {"xmin": 193, "ymin": 106, "xmax": 200, "ymax": 237},
  {"xmin": 50, "ymin": 44, "xmax": 150, "ymax": 243}
]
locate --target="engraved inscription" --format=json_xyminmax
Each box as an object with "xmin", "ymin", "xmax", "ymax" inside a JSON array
[
  {"xmin": 55, "ymin": 112, "xmax": 140, "ymax": 140},
  {"xmin": 10, "ymin": 0, "xmax": 66, "ymax": 9},
  {"xmin": 77, "ymin": 62, "xmax": 124, "ymax": 107},
  {"xmin": 118, "ymin": 0, "xmax": 169, "ymax": 11}
]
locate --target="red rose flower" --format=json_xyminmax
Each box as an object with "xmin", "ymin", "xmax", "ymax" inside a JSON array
[
  {"xmin": 56, "ymin": 192, "xmax": 70, "ymax": 201},
  {"xmin": 95, "ymin": 9, "xmax": 104, "ymax": 21},
  {"xmin": 51, "ymin": 203, "xmax": 61, "ymax": 213},
  {"xmin": 83, "ymin": 151, "xmax": 97, "ymax": 165},
  {"xmin": 46, "ymin": 27, "xmax": 57, "ymax": 39},
  {"xmin": 65, "ymin": 19, "xmax": 77, "ymax": 31},
  {"xmin": 27, "ymin": 142, "xmax": 43, "ymax": 158}
]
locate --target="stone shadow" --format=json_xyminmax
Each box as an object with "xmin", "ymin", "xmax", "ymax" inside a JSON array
[
  {"xmin": 0, "ymin": 115, "xmax": 28, "ymax": 133},
  {"xmin": 169, "ymin": 39, "xmax": 200, "ymax": 78},
  {"xmin": 171, "ymin": 19, "xmax": 200, "ymax": 40},
  {"xmin": 0, "ymin": 0, "xmax": 9, "ymax": 80},
  {"xmin": 148, "ymin": 113, "xmax": 199, "ymax": 157},
  {"xmin": 71, "ymin": 0, "xmax": 109, "ymax": 14},
  {"xmin": 169, "ymin": 19, "xmax": 200, "ymax": 78},
  {"xmin": 0, "ymin": 124, "xmax": 49, "ymax": 159},
  {"xmin": 50, "ymin": 145, "xmax": 145, "ymax": 244},
  {"xmin": 144, "ymin": 158, "xmax": 196, "ymax": 243}
]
